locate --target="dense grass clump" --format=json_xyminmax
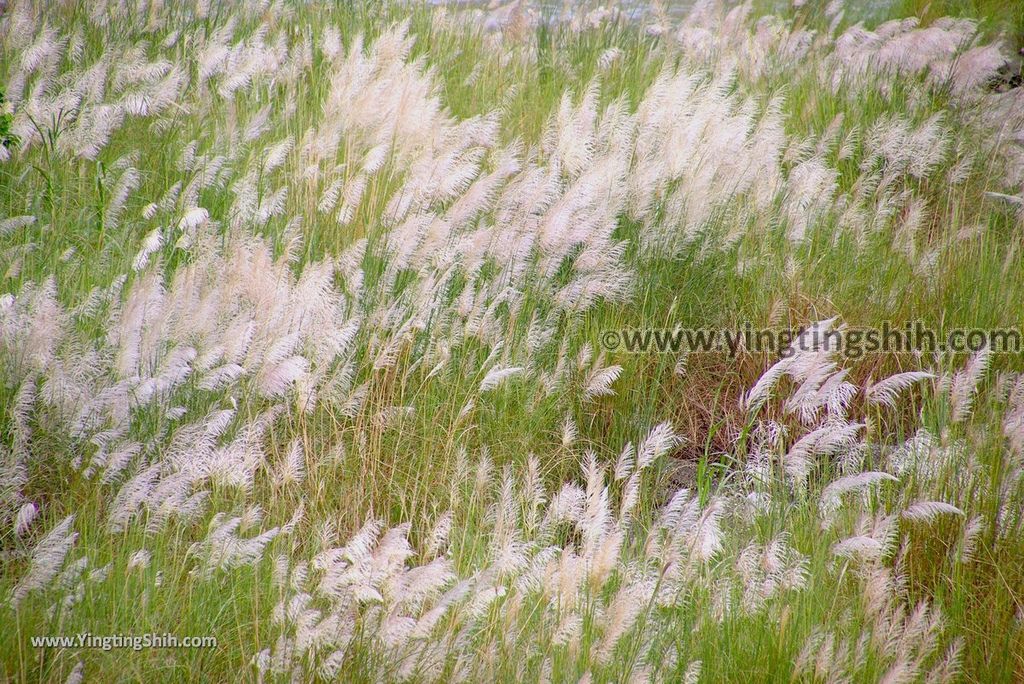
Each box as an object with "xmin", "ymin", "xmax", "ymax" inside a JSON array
[{"xmin": 2, "ymin": 0, "xmax": 1024, "ymax": 681}]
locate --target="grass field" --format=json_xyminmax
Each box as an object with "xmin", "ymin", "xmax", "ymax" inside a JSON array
[{"xmin": 2, "ymin": 0, "xmax": 1024, "ymax": 681}]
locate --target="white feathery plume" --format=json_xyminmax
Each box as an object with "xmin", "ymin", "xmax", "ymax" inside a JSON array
[
  {"xmin": 189, "ymin": 512, "xmax": 281, "ymax": 578},
  {"xmin": 64, "ymin": 661, "xmax": 84, "ymax": 684},
  {"xmin": 820, "ymin": 472, "xmax": 897, "ymax": 514},
  {"xmin": 426, "ymin": 512, "xmax": 453, "ymax": 558},
  {"xmin": 902, "ymin": 501, "xmax": 965, "ymax": 522},
  {"xmin": 262, "ymin": 137, "xmax": 294, "ymax": 173},
  {"xmin": 239, "ymin": 505, "xmax": 264, "ymax": 532},
  {"xmin": 690, "ymin": 499, "xmax": 724, "ymax": 561},
  {"xmin": 926, "ymin": 638, "xmax": 965, "ymax": 684},
  {"xmin": 127, "ymin": 549, "xmax": 152, "ymax": 571},
  {"xmin": 468, "ymin": 585, "xmax": 506, "ymax": 620},
  {"xmin": 281, "ymin": 503, "xmax": 306, "ymax": 537},
  {"xmin": 99, "ymin": 441, "xmax": 143, "ymax": 484},
  {"xmin": 682, "ymin": 661, "xmax": 702, "ymax": 684},
  {"xmin": 259, "ymin": 356, "xmax": 309, "ymax": 399},
  {"xmin": 561, "ymin": 416, "xmax": 578, "ymax": 447},
  {"xmin": 949, "ymin": 347, "xmax": 991, "ymax": 422},
  {"xmin": 553, "ymin": 613, "xmax": 584, "ymax": 647},
  {"xmin": 985, "ymin": 191, "xmax": 1024, "ymax": 212},
  {"xmin": 832, "ymin": 535, "xmax": 885, "ymax": 562},
  {"xmin": 598, "ymin": 47, "xmax": 623, "ymax": 71},
  {"xmin": 866, "ymin": 371, "xmax": 935, "ymax": 408},
  {"xmin": 0, "ymin": 215, "xmax": 36, "ymax": 236},
  {"xmin": 479, "ymin": 365, "xmax": 523, "ymax": 393},
  {"xmin": 784, "ymin": 364, "xmax": 853, "ymax": 424},
  {"xmin": 177, "ymin": 207, "xmax": 209, "ymax": 232},
  {"xmin": 784, "ymin": 421, "xmax": 863, "ymax": 484},
  {"xmin": 596, "ymin": 581, "xmax": 654, "ymax": 664},
  {"xmin": 635, "ymin": 422, "xmax": 679, "ymax": 470},
  {"xmin": 582, "ymin": 364, "xmax": 622, "ymax": 401},
  {"xmin": 198, "ymin": 363, "xmax": 246, "ymax": 391},
  {"xmin": 318, "ymin": 175, "xmax": 345, "ymax": 213},
  {"xmin": 619, "ymin": 472, "xmax": 641, "ymax": 523},
  {"xmin": 103, "ymin": 166, "xmax": 140, "ymax": 231},
  {"xmin": 107, "ymin": 463, "xmax": 161, "ymax": 533},
  {"xmin": 614, "ymin": 442, "xmax": 635, "ymax": 480},
  {"xmin": 15, "ymin": 502, "xmax": 39, "ymax": 536},
  {"xmin": 11, "ymin": 515, "xmax": 77, "ymax": 607},
  {"xmin": 954, "ymin": 515, "xmax": 984, "ymax": 564},
  {"xmin": 276, "ymin": 439, "xmax": 306, "ymax": 487},
  {"xmin": 743, "ymin": 355, "xmax": 795, "ymax": 414},
  {"xmin": 132, "ymin": 228, "xmax": 163, "ymax": 272}
]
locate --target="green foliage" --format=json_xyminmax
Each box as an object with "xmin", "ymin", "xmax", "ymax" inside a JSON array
[
  {"xmin": 0, "ymin": 86, "xmax": 16, "ymax": 148},
  {"xmin": 2, "ymin": 1, "xmax": 1024, "ymax": 682}
]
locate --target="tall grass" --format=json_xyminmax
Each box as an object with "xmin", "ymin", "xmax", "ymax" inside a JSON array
[{"xmin": 1, "ymin": 0, "xmax": 1024, "ymax": 681}]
